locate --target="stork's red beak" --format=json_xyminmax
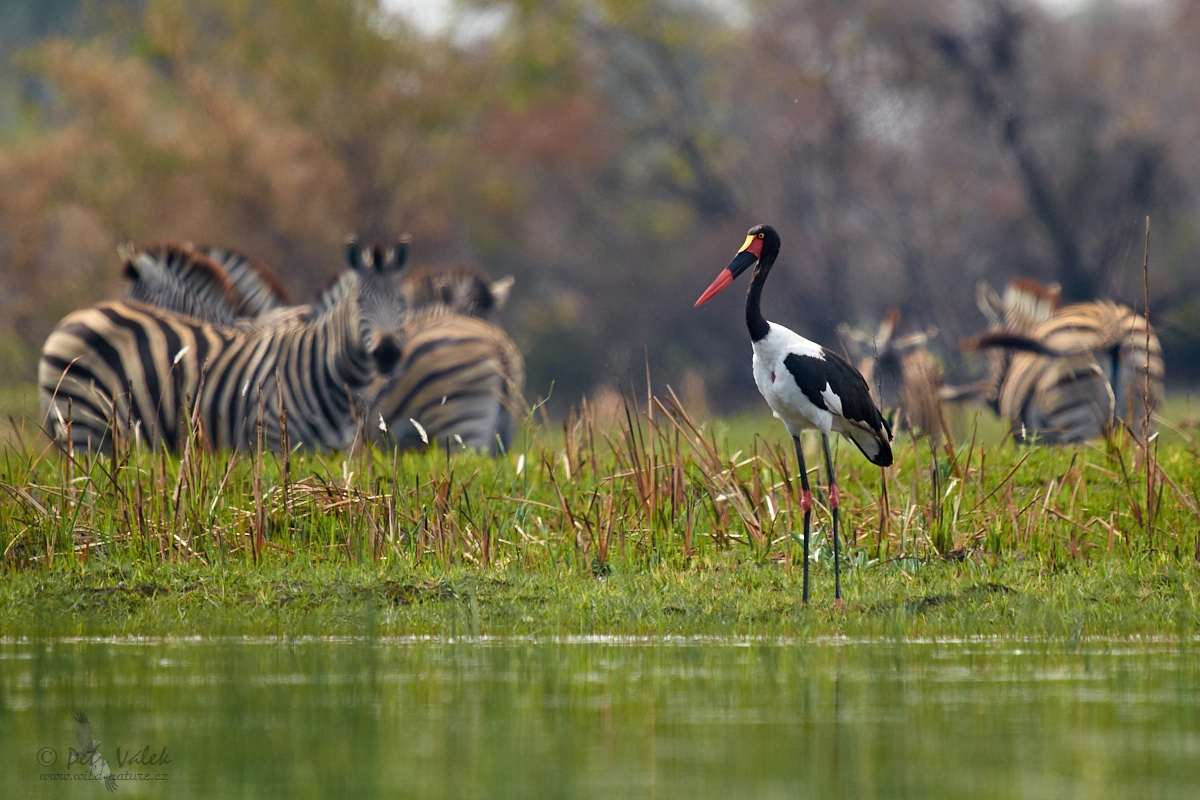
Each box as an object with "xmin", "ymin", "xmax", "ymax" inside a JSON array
[
  {"xmin": 694, "ymin": 241, "xmax": 761, "ymax": 307},
  {"xmin": 694, "ymin": 268, "xmax": 734, "ymax": 307}
]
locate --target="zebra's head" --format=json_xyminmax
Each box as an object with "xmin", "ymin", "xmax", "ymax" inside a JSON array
[
  {"xmin": 347, "ymin": 238, "xmax": 411, "ymax": 376},
  {"xmin": 121, "ymin": 242, "xmax": 245, "ymax": 326},
  {"xmin": 401, "ymin": 263, "xmax": 514, "ymax": 320},
  {"xmin": 838, "ymin": 310, "xmax": 942, "ymax": 434}
]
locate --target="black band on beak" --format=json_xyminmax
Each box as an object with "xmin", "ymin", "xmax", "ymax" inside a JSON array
[{"xmin": 726, "ymin": 250, "xmax": 758, "ymax": 279}]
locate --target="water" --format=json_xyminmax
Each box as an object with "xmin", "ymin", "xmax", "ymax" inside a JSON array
[{"xmin": 2, "ymin": 637, "xmax": 1197, "ymax": 798}]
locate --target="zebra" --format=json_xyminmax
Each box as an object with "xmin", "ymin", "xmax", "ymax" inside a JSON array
[
  {"xmin": 292, "ymin": 264, "xmax": 525, "ymax": 453},
  {"xmin": 120, "ymin": 243, "xmax": 249, "ymax": 327},
  {"xmin": 313, "ymin": 261, "xmax": 525, "ymax": 453},
  {"xmin": 309, "ymin": 260, "xmax": 512, "ymax": 321},
  {"xmin": 839, "ymin": 310, "xmax": 944, "ymax": 444},
  {"xmin": 397, "ymin": 262, "xmax": 513, "ymax": 321},
  {"xmin": 951, "ymin": 278, "xmax": 1163, "ymax": 443},
  {"xmin": 120, "ymin": 242, "xmax": 303, "ymax": 329},
  {"xmin": 40, "ymin": 240, "xmax": 410, "ymax": 453},
  {"xmin": 120, "ymin": 244, "xmax": 526, "ymax": 454},
  {"xmin": 200, "ymin": 245, "xmax": 292, "ymax": 316},
  {"xmin": 374, "ymin": 312, "xmax": 526, "ymax": 453}
]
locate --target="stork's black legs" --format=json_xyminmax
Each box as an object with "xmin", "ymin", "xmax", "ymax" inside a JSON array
[
  {"xmin": 792, "ymin": 435, "xmax": 812, "ymax": 605},
  {"xmin": 821, "ymin": 433, "xmax": 841, "ymax": 603}
]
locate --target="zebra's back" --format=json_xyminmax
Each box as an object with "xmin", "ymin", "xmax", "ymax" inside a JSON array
[
  {"xmin": 997, "ymin": 300, "xmax": 1162, "ymax": 442},
  {"xmin": 39, "ymin": 301, "xmax": 232, "ymax": 451},
  {"xmin": 999, "ymin": 349, "xmax": 1113, "ymax": 443},
  {"xmin": 39, "ymin": 298, "xmax": 381, "ymax": 453},
  {"xmin": 200, "ymin": 246, "xmax": 290, "ymax": 316},
  {"xmin": 372, "ymin": 314, "xmax": 525, "ymax": 454}
]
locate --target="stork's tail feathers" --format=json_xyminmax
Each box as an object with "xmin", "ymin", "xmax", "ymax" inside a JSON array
[{"xmin": 844, "ymin": 417, "xmax": 893, "ymax": 467}]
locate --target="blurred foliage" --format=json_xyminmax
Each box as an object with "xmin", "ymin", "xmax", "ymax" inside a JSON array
[{"xmin": 2, "ymin": 0, "xmax": 1200, "ymax": 414}]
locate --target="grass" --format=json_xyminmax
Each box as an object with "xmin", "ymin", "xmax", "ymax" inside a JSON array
[{"xmin": 3, "ymin": 383, "xmax": 1200, "ymax": 640}]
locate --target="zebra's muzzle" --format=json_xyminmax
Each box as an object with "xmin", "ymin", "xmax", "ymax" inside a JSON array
[{"xmin": 372, "ymin": 334, "xmax": 403, "ymax": 375}]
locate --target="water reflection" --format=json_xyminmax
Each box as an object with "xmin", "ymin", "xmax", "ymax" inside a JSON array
[{"xmin": 1, "ymin": 638, "xmax": 1197, "ymax": 798}]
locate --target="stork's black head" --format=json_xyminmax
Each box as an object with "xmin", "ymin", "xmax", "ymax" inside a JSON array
[{"xmin": 695, "ymin": 224, "xmax": 782, "ymax": 307}]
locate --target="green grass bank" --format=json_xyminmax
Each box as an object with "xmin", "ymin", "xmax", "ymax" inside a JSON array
[{"xmin": 3, "ymin": 390, "xmax": 1200, "ymax": 640}]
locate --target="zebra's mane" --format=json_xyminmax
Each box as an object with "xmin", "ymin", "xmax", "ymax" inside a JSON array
[
  {"xmin": 198, "ymin": 245, "xmax": 291, "ymax": 315},
  {"xmin": 1003, "ymin": 279, "xmax": 1061, "ymax": 332},
  {"xmin": 311, "ymin": 270, "xmax": 357, "ymax": 315},
  {"xmin": 122, "ymin": 242, "xmax": 246, "ymax": 326}
]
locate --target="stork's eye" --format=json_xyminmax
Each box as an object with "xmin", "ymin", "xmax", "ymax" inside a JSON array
[{"xmin": 757, "ymin": 232, "xmax": 765, "ymax": 239}]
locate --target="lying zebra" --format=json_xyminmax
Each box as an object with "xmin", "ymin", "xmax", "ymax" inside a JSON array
[
  {"xmin": 948, "ymin": 278, "xmax": 1164, "ymax": 443},
  {"xmin": 119, "ymin": 241, "xmax": 525, "ymax": 454},
  {"xmin": 40, "ymin": 240, "xmax": 410, "ymax": 453}
]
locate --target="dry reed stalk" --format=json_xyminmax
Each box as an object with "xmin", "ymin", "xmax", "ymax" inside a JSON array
[
  {"xmin": 386, "ymin": 480, "xmax": 399, "ymax": 557},
  {"xmin": 365, "ymin": 477, "xmax": 384, "ymax": 561},
  {"xmin": 1141, "ymin": 216, "xmax": 1156, "ymax": 546},
  {"xmin": 156, "ymin": 448, "xmax": 168, "ymax": 559},
  {"xmin": 278, "ymin": 368, "xmax": 290, "ymax": 519},
  {"xmin": 620, "ymin": 392, "xmax": 656, "ymax": 520},
  {"xmin": 655, "ymin": 391, "xmax": 766, "ymax": 549},
  {"xmin": 541, "ymin": 449, "xmax": 584, "ymax": 563},
  {"xmin": 433, "ymin": 466, "xmax": 455, "ymax": 566},
  {"xmin": 252, "ymin": 390, "xmax": 265, "ymax": 561},
  {"xmin": 170, "ymin": 389, "xmax": 204, "ymax": 560}
]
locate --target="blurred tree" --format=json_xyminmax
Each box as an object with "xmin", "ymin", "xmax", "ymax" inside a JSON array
[{"xmin": 2, "ymin": 0, "xmax": 1199, "ymax": 410}]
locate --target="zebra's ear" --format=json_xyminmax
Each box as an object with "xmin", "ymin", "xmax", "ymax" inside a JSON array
[
  {"xmin": 346, "ymin": 238, "xmax": 368, "ymax": 273},
  {"xmin": 119, "ymin": 243, "xmax": 140, "ymax": 281},
  {"xmin": 490, "ymin": 276, "xmax": 514, "ymax": 309},
  {"xmin": 382, "ymin": 238, "xmax": 410, "ymax": 274},
  {"xmin": 976, "ymin": 281, "xmax": 1002, "ymax": 326},
  {"xmin": 876, "ymin": 309, "xmax": 900, "ymax": 348},
  {"xmin": 894, "ymin": 327, "xmax": 938, "ymax": 351}
]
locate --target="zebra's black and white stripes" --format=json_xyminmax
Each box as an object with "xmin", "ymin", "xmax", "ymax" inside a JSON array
[
  {"xmin": 959, "ymin": 279, "xmax": 1164, "ymax": 443},
  {"xmin": 40, "ymin": 240, "xmax": 410, "ymax": 452},
  {"xmin": 117, "ymin": 243, "xmax": 526, "ymax": 454},
  {"xmin": 120, "ymin": 244, "xmax": 250, "ymax": 327},
  {"xmin": 375, "ymin": 313, "xmax": 525, "ymax": 453},
  {"xmin": 370, "ymin": 264, "xmax": 525, "ymax": 453}
]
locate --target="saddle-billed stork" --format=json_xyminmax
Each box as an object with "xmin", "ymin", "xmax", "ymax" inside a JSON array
[{"xmin": 695, "ymin": 224, "xmax": 893, "ymax": 604}]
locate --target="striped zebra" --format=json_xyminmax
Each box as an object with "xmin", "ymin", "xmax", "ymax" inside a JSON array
[
  {"xmin": 373, "ymin": 312, "xmax": 526, "ymax": 453},
  {"xmin": 122, "ymin": 244, "xmax": 526, "ymax": 454},
  {"xmin": 314, "ymin": 262, "xmax": 525, "ymax": 453},
  {"xmin": 397, "ymin": 262, "xmax": 513, "ymax": 320},
  {"xmin": 40, "ymin": 240, "xmax": 410, "ymax": 453},
  {"xmin": 120, "ymin": 242, "xmax": 301, "ymax": 329},
  {"xmin": 311, "ymin": 260, "xmax": 512, "ymax": 321},
  {"xmin": 120, "ymin": 243, "xmax": 250, "ymax": 327},
  {"xmin": 954, "ymin": 279, "xmax": 1163, "ymax": 443},
  {"xmin": 201, "ymin": 245, "xmax": 292, "ymax": 316},
  {"xmin": 839, "ymin": 310, "xmax": 944, "ymax": 443}
]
